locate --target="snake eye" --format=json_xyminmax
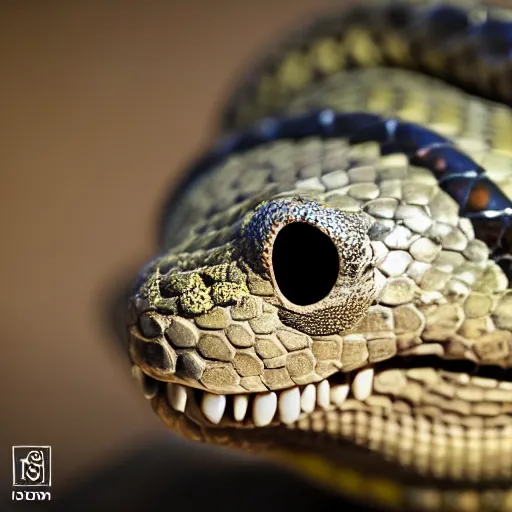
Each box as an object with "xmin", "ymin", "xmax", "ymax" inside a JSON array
[{"xmin": 272, "ymin": 221, "xmax": 339, "ymax": 306}]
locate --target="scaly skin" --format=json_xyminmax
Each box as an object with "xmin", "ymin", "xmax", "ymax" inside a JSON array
[{"xmin": 125, "ymin": 1, "xmax": 512, "ymax": 510}]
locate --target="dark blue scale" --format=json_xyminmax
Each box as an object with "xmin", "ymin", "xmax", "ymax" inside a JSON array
[
  {"xmin": 421, "ymin": 5, "xmax": 469, "ymax": 35},
  {"xmin": 162, "ymin": 110, "xmax": 512, "ymax": 281},
  {"xmin": 423, "ymin": 5, "xmax": 512, "ymax": 62},
  {"xmin": 470, "ymin": 18, "xmax": 512, "ymax": 61}
]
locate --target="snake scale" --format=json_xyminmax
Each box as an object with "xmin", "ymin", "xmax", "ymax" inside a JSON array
[{"xmin": 122, "ymin": 1, "xmax": 512, "ymax": 510}]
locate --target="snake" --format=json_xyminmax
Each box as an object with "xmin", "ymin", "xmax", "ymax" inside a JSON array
[{"xmin": 121, "ymin": 1, "xmax": 512, "ymax": 510}]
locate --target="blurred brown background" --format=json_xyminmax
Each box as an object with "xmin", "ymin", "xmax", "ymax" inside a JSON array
[{"xmin": 0, "ymin": 0, "xmax": 348, "ymax": 506}]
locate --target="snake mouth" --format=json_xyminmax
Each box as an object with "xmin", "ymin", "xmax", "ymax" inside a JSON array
[
  {"xmin": 140, "ymin": 355, "xmax": 512, "ymax": 486},
  {"xmin": 139, "ymin": 356, "xmax": 512, "ymax": 512},
  {"xmin": 160, "ymin": 356, "xmax": 512, "ymax": 430},
  {"xmin": 167, "ymin": 366, "xmax": 366, "ymax": 428}
]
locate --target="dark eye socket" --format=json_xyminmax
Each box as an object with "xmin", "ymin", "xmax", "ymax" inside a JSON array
[{"xmin": 271, "ymin": 222, "xmax": 340, "ymax": 306}]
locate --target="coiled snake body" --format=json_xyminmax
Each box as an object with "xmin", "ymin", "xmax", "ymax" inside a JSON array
[{"xmin": 124, "ymin": 1, "xmax": 512, "ymax": 510}]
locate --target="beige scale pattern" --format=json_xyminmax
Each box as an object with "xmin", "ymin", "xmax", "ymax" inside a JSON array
[{"xmin": 126, "ymin": 1, "xmax": 512, "ymax": 511}]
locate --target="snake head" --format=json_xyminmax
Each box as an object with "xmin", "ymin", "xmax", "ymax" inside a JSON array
[
  {"xmin": 125, "ymin": 143, "xmax": 512, "ymax": 503},
  {"xmin": 120, "ymin": 0, "xmax": 512, "ymax": 502}
]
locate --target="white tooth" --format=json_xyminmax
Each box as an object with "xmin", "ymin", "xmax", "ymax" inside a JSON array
[
  {"xmin": 168, "ymin": 383, "xmax": 187, "ymax": 412},
  {"xmin": 352, "ymin": 368, "xmax": 374, "ymax": 401},
  {"xmin": 316, "ymin": 380, "xmax": 330, "ymax": 409},
  {"xmin": 330, "ymin": 384, "xmax": 349, "ymax": 406},
  {"xmin": 301, "ymin": 384, "xmax": 316, "ymax": 413},
  {"xmin": 167, "ymin": 384, "xmax": 174, "ymax": 406},
  {"xmin": 278, "ymin": 387, "xmax": 301, "ymax": 424},
  {"xmin": 253, "ymin": 392, "xmax": 277, "ymax": 427},
  {"xmin": 201, "ymin": 393, "xmax": 226, "ymax": 424},
  {"xmin": 233, "ymin": 394, "xmax": 249, "ymax": 422}
]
